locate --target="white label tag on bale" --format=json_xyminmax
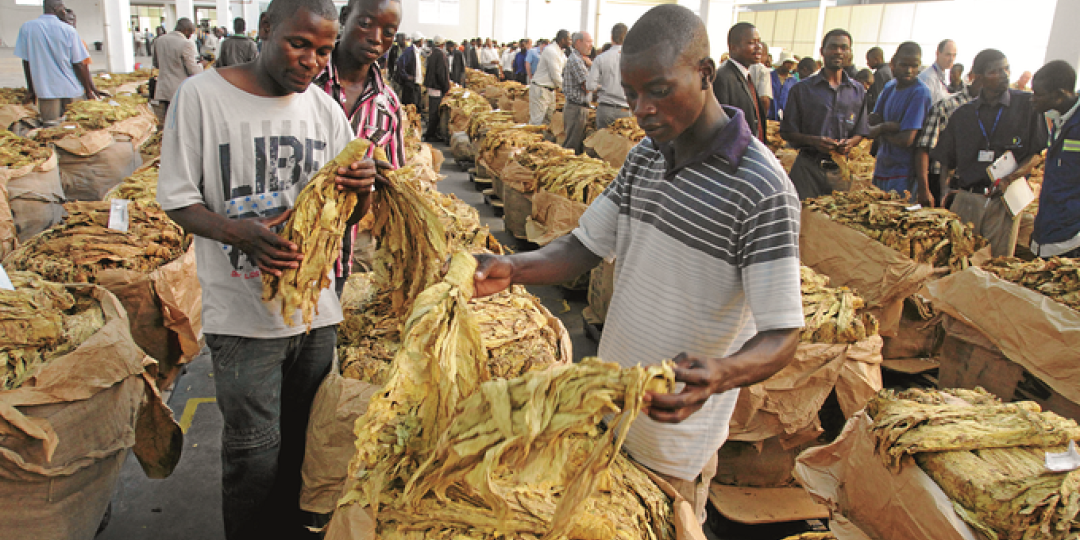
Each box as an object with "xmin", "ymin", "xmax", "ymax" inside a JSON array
[
  {"xmin": 108, "ymin": 100, "xmax": 121, "ymax": 107},
  {"xmin": 0, "ymin": 264, "xmax": 13, "ymax": 291},
  {"xmin": 1046, "ymin": 440, "xmax": 1080, "ymax": 472},
  {"xmin": 108, "ymin": 199, "xmax": 131, "ymax": 232}
]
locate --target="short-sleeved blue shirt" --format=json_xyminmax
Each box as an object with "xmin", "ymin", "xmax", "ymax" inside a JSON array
[
  {"xmin": 14, "ymin": 14, "xmax": 89, "ymax": 99},
  {"xmin": 526, "ymin": 47, "xmax": 542, "ymax": 76},
  {"xmin": 873, "ymin": 79, "xmax": 933, "ymax": 178}
]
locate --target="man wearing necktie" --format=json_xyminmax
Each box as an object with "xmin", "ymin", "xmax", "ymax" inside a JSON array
[{"xmin": 713, "ymin": 22, "xmax": 765, "ymax": 142}]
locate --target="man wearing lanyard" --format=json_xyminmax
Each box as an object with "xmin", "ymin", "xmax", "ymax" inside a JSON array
[
  {"xmin": 314, "ymin": 0, "xmax": 405, "ymax": 295},
  {"xmin": 932, "ymin": 49, "xmax": 1046, "ymax": 257},
  {"xmin": 919, "ymin": 40, "xmax": 957, "ymax": 105},
  {"xmin": 1030, "ymin": 61, "xmax": 1080, "ymax": 259}
]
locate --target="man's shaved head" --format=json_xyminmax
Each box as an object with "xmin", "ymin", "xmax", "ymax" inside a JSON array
[
  {"xmin": 43, "ymin": 0, "xmax": 64, "ymax": 15},
  {"xmin": 265, "ymin": 0, "xmax": 338, "ymax": 29},
  {"xmin": 176, "ymin": 17, "xmax": 196, "ymax": 33},
  {"xmin": 623, "ymin": 4, "xmax": 708, "ymax": 66}
]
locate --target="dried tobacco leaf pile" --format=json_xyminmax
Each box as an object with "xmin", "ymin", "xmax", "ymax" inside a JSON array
[
  {"xmin": 829, "ymin": 140, "xmax": 876, "ymax": 191},
  {"xmin": 64, "ymin": 94, "xmax": 148, "ymax": 130},
  {"xmin": 31, "ymin": 122, "xmax": 88, "ymax": 144},
  {"xmin": 535, "ymin": 154, "xmax": 617, "ymax": 204},
  {"xmin": 105, "ymin": 158, "xmax": 160, "ymax": 205},
  {"xmin": 465, "ymin": 68, "xmax": 499, "ymax": 90},
  {"xmin": 0, "ymin": 271, "xmax": 105, "ymax": 390},
  {"xmin": 467, "ymin": 110, "xmax": 515, "ymax": 139},
  {"xmin": 0, "ymin": 129, "xmax": 51, "ymax": 169},
  {"xmin": 765, "ymin": 120, "xmax": 786, "ymax": 152},
  {"xmin": 804, "ymin": 190, "xmax": 986, "ymax": 272},
  {"xmin": 92, "ymin": 68, "xmax": 156, "ymax": 90},
  {"xmin": 401, "ymin": 104, "xmax": 422, "ymax": 161},
  {"xmin": 141, "ymin": 130, "xmax": 162, "ymax": 158},
  {"xmin": 982, "ymin": 257, "xmax": 1080, "ymax": 312},
  {"xmin": 513, "ymin": 141, "xmax": 574, "ymax": 172},
  {"xmin": 0, "ymin": 87, "xmax": 30, "ymax": 105},
  {"xmin": 606, "ymin": 117, "xmax": 646, "ymax": 143},
  {"xmin": 800, "ymin": 266, "xmax": 878, "ymax": 344},
  {"xmin": 866, "ymin": 387, "xmax": 1080, "ymax": 540},
  {"xmin": 440, "ymin": 87, "xmax": 492, "ymax": 117},
  {"xmin": 477, "ymin": 124, "xmax": 546, "ymax": 165},
  {"xmin": 262, "ymin": 138, "xmax": 378, "ymax": 326},
  {"xmin": 340, "ymin": 251, "xmax": 677, "ymax": 540},
  {"xmin": 4, "ymin": 201, "xmax": 186, "ymax": 283}
]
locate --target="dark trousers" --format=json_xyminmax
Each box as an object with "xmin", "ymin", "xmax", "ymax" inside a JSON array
[
  {"xmin": 425, "ymin": 94, "xmax": 444, "ymax": 140},
  {"xmin": 399, "ymin": 82, "xmax": 421, "ymax": 108},
  {"xmin": 206, "ymin": 327, "xmax": 336, "ymax": 540}
]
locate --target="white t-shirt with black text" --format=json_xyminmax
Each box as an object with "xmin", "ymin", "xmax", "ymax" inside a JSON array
[{"xmin": 158, "ymin": 70, "xmax": 354, "ymax": 338}]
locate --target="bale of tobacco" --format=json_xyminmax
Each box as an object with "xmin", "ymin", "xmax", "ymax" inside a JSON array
[
  {"xmin": 0, "ymin": 271, "xmax": 105, "ymax": 390},
  {"xmin": 867, "ymin": 387, "xmax": 1080, "ymax": 540},
  {"xmin": 981, "ymin": 256, "xmax": 1080, "ymax": 312},
  {"xmin": 804, "ymin": 190, "xmax": 986, "ymax": 272},
  {"xmin": 800, "ymin": 266, "xmax": 879, "ymax": 344}
]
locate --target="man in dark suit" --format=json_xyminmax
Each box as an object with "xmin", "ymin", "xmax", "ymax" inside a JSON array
[
  {"xmin": 424, "ymin": 35, "xmax": 451, "ymax": 142},
  {"xmin": 395, "ymin": 31, "xmax": 423, "ymax": 107},
  {"xmin": 712, "ymin": 22, "xmax": 765, "ymax": 141},
  {"xmin": 467, "ymin": 38, "xmax": 481, "ymax": 70},
  {"xmin": 448, "ymin": 40, "xmax": 466, "ymax": 85}
]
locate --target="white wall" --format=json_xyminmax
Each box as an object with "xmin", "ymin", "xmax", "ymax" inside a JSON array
[{"xmin": 1, "ymin": 0, "xmax": 106, "ymax": 49}]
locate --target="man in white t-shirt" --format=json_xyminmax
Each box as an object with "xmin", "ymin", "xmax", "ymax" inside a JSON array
[{"xmin": 156, "ymin": 0, "xmax": 384, "ymax": 537}]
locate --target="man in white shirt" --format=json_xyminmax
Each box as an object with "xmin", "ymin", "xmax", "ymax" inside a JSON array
[
  {"xmin": 480, "ymin": 38, "xmax": 500, "ymax": 77},
  {"xmin": 529, "ymin": 29, "xmax": 569, "ymax": 125},
  {"xmin": 587, "ymin": 22, "xmax": 629, "ymax": 129},
  {"xmin": 203, "ymin": 26, "xmax": 222, "ymax": 60},
  {"xmin": 501, "ymin": 43, "xmax": 517, "ymax": 81},
  {"xmin": 919, "ymin": 39, "xmax": 957, "ymax": 104}
]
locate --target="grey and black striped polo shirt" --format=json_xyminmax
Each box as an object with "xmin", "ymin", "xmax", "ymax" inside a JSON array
[{"xmin": 573, "ymin": 107, "xmax": 804, "ymax": 480}]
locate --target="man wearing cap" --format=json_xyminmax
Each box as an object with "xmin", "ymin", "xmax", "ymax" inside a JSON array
[
  {"xmin": 423, "ymin": 35, "xmax": 450, "ymax": 143},
  {"xmin": 769, "ymin": 51, "xmax": 797, "ymax": 120},
  {"xmin": 395, "ymin": 31, "xmax": 423, "ymax": 108}
]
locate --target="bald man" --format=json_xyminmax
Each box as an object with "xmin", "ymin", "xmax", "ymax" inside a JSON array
[
  {"xmin": 14, "ymin": 0, "xmax": 101, "ymax": 124},
  {"xmin": 152, "ymin": 17, "xmax": 204, "ymax": 125},
  {"xmin": 472, "ymin": 5, "xmax": 802, "ymax": 529}
]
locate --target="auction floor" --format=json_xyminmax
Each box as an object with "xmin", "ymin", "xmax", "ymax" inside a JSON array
[{"xmin": 87, "ymin": 142, "xmax": 821, "ymax": 540}]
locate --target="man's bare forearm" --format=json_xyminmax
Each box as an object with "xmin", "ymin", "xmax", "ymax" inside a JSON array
[
  {"xmin": 709, "ymin": 328, "xmax": 799, "ymax": 394},
  {"xmin": 507, "ymin": 234, "xmax": 601, "ymax": 286},
  {"xmin": 166, "ymin": 204, "xmax": 244, "ymax": 245}
]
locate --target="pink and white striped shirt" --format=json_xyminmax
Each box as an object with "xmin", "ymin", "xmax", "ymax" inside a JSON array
[{"xmin": 315, "ymin": 55, "xmax": 405, "ymax": 278}]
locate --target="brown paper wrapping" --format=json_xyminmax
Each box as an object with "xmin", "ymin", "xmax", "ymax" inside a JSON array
[
  {"xmin": 729, "ymin": 336, "xmax": 882, "ymax": 448},
  {"xmin": 794, "ymin": 412, "xmax": 981, "ymax": 540},
  {"xmin": 583, "ymin": 130, "xmax": 637, "ymax": 169},
  {"xmin": 549, "ymin": 111, "xmax": 566, "ymax": 145},
  {"xmin": 799, "ymin": 209, "xmax": 938, "ymax": 337},
  {"xmin": 0, "ymin": 150, "xmax": 60, "ymax": 257},
  {"xmin": 586, "ymin": 259, "xmax": 615, "ymax": 324},
  {"xmin": 0, "ymin": 284, "xmax": 181, "ymax": 476},
  {"xmin": 0, "ymin": 104, "xmax": 38, "ymax": 131},
  {"xmin": 502, "ymin": 185, "xmax": 532, "ymax": 239},
  {"xmin": 512, "ymin": 100, "xmax": 530, "ymax": 124},
  {"xmin": 500, "ymin": 161, "xmax": 536, "ymax": 193},
  {"xmin": 525, "ymin": 191, "xmax": 587, "ymax": 246},
  {"xmin": 94, "ymin": 244, "xmax": 204, "ymax": 386},
  {"xmin": 925, "ymin": 267, "xmax": 1080, "ymax": 405}
]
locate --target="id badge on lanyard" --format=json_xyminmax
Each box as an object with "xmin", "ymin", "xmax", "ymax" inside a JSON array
[{"xmin": 978, "ymin": 107, "xmax": 1004, "ymax": 162}]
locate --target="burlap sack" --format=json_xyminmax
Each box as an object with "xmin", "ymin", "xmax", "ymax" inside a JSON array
[
  {"xmin": 502, "ymin": 185, "xmax": 532, "ymax": 240},
  {"xmin": 0, "ymin": 284, "xmax": 183, "ymax": 540},
  {"xmin": 524, "ymin": 191, "xmax": 587, "ymax": 246},
  {"xmin": 7, "ymin": 150, "xmax": 65, "ymax": 243},
  {"xmin": 449, "ymin": 132, "xmax": 474, "ymax": 161},
  {"xmin": 57, "ymin": 136, "xmax": 143, "ymax": 201},
  {"xmin": 94, "ymin": 244, "xmax": 203, "ymax": 389},
  {"xmin": 512, "ymin": 100, "xmax": 530, "ymax": 124}
]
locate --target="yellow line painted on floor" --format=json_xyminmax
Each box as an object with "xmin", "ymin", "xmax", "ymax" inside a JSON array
[{"xmin": 178, "ymin": 397, "xmax": 217, "ymax": 434}]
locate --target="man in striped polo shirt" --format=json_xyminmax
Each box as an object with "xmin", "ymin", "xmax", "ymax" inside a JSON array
[{"xmin": 474, "ymin": 4, "xmax": 802, "ymax": 531}]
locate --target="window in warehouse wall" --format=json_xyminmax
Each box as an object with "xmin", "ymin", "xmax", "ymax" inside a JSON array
[{"xmin": 418, "ymin": 0, "xmax": 460, "ymax": 25}]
